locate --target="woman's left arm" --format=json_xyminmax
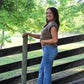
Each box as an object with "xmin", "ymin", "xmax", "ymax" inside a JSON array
[{"xmin": 41, "ymin": 26, "xmax": 58, "ymax": 45}]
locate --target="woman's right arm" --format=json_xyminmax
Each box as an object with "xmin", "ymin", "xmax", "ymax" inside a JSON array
[{"xmin": 22, "ymin": 33, "xmax": 40, "ymax": 39}]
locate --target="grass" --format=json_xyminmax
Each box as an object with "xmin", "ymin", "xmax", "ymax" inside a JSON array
[
  {"xmin": 0, "ymin": 35, "xmax": 84, "ymax": 81},
  {"xmin": 0, "ymin": 41, "xmax": 84, "ymax": 65}
]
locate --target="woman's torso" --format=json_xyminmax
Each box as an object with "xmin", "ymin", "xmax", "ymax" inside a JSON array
[{"xmin": 40, "ymin": 21, "xmax": 58, "ymax": 47}]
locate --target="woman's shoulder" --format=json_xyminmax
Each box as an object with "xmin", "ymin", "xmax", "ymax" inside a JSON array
[{"xmin": 48, "ymin": 21, "xmax": 58, "ymax": 29}]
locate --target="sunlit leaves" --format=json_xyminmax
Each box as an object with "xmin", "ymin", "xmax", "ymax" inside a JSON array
[
  {"xmin": 58, "ymin": 0, "xmax": 84, "ymax": 33},
  {"xmin": 0, "ymin": 33, "xmax": 11, "ymax": 44},
  {"xmin": 0, "ymin": 0, "xmax": 84, "ymax": 45}
]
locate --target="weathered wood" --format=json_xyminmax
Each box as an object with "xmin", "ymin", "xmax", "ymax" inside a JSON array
[
  {"xmin": 52, "ymin": 58, "xmax": 84, "ymax": 73},
  {"xmin": 0, "ymin": 34, "xmax": 84, "ymax": 84},
  {"xmin": 0, "ymin": 58, "xmax": 84, "ymax": 83},
  {"xmin": 0, "ymin": 61, "xmax": 21, "ymax": 73},
  {"xmin": 67, "ymin": 78, "xmax": 84, "ymax": 84},
  {"xmin": 0, "ymin": 46, "xmax": 22, "ymax": 57},
  {"xmin": 0, "ymin": 69, "xmax": 84, "ymax": 84},
  {"xmin": 0, "ymin": 43, "xmax": 41, "ymax": 57},
  {"xmin": 0, "ymin": 47, "xmax": 84, "ymax": 73},
  {"xmin": 0, "ymin": 34, "xmax": 84, "ymax": 57},
  {"xmin": 27, "ymin": 58, "xmax": 84, "ymax": 80},
  {"xmin": 21, "ymin": 36, "xmax": 28, "ymax": 84},
  {"xmin": 52, "ymin": 71, "xmax": 84, "ymax": 84},
  {"xmin": 0, "ymin": 75, "xmax": 21, "ymax": 84},
  {"xmin": 57, "ymin": 34, "xmax": 84, "ymax": 45},
  {"xmin": 55, "ymin": 47, "xmax": 84, "ymax": 60}
]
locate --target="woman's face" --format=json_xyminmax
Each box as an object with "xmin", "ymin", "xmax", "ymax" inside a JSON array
[{"xmin": 46, "ymin": 9, "xmax": 54, "ymax": 22}]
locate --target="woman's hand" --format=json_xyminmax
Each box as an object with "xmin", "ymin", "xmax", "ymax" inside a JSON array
[
  {"xmin": 22, "ymin": 33, "xmax": 40, "ymax": 39},
  {"xmin": 22, "ymin": 33, "xmax": 30, "ymax": 38},
  {"xmin": 41, "ymin": 40, "xmax": 45, "ymax": 47}
]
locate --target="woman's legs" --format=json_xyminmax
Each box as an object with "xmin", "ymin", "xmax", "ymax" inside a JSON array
[
  {"xmin": 37, "ymin": 45, "xmax": 58, "ymax": 84},
  {"xmin": 43, "ymin": 59, "xmax": 53, "ymax": 84},
  {"xmin": 37, "ymin": 58, "xmax": 44, "ymax": 84}
]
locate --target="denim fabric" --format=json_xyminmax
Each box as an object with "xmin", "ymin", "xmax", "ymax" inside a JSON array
[{"xmin": 37, "ymin": 45, "xmax": 58, "ymax": 84}]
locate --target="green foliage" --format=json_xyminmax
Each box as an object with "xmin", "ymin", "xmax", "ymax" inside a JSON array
[
  {"xmin": 0, "ymin": 0, "xmax": 84, "ymax": 45},
  {"xmin": 47, "ymin": 0, "xmax": 57, "ymax": 5},
  {"xmin": 58, "ymin": 0, "xmax": 84, "ymax": 33},
  {"xmin": 2, "ymin": 0, "xmax": 15, "ymax": 12},
  {"xmin": 0, "ymin": 33, "xmax": 11, "ymax": 44}
]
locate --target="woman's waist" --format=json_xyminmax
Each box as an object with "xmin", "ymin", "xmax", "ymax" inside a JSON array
[
  {"xmin": 41, "ymin": 43, "xmax": 57, "ymax": 48},
  {"xmin": 44, "ymin": 43, "xmax": 57, "ymax": 47},
  {"xmin": 40, "ymin": 37, "xmax": 52, "ymax": 40}
]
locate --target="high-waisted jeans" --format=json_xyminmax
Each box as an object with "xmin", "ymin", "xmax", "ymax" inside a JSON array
[{"xmin": 37, "ymin": 45, "xmax": 58, "ymax": 84}]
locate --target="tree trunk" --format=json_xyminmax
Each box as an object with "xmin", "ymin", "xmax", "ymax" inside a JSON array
[
  {"xmin": 0, "ymin": 31, "xmax": 4, "ymax": 49},
  {"xmin": 0, "ymin": 0, "xmax": 3, "ymax": 49},
  {"xmin": 0, "ymin": 0, "xmax": 3, "ymax": 9}
]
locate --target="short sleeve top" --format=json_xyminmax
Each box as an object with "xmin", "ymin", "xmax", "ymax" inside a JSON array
[{"xmin": 40, "ymin": 21, "xmax": 59, "ymax": 47}]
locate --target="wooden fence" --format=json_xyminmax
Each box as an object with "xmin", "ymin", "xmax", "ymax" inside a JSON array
[{"xmin": 0, "ymin": 34, "xmax": 84, "ymax": 84}]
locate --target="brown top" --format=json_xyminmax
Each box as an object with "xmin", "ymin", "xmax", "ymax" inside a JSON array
[{"xmin": 40, "ymin": 21, "xmax": 59, "ymax": 47}]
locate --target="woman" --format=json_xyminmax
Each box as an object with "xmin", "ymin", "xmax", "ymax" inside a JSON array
[{"xmin": 22, "ymin": 7, "xmax": 60, "ymax": 84}]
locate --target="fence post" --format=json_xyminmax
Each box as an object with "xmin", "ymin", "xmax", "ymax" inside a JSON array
[{"xmin": 22, "ymin": 36, "xmax": 28, "ymax": 84}]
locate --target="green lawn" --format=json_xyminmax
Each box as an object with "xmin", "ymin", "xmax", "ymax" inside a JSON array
[{"xmin": 0, "ymin": 41, "xmax": 84, "ymax": 81}]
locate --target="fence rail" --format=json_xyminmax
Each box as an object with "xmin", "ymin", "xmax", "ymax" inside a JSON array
[
  {"xmin": 0, "ymin": 34, "xmax": 84, "ymax": 57},
  {"xmin": 0, "ymin": 34, "xmax": 84, "ymax": 84},
  {"xmin": 0, "ymin": 47, "xmax": 84, "ymax": 73}
]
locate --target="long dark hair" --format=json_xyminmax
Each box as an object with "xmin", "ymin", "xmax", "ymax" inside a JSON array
[{"xmin": 45, "ymin": 7, "xmax": 60, "ymax": 29}]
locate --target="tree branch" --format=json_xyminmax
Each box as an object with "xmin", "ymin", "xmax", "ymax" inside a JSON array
[{"xmin": 0, "ymin": 0, "xmax": 3, "ymax": 9}]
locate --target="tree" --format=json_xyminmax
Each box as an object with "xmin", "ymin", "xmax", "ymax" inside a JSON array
[
  {"xmin": 0, "ymin": 0, "xmax": 84, "ymax": 48},
  {"xmin": 0, "ymin": 0, "xmax": 3, "ymax": 9},
  {"xmin": 0, "ymin": 0, "xmax": 46, "ymax": 48},
  {"xmin": 56, "ymin": 0, "xmax": 84, "ymax": 36}
]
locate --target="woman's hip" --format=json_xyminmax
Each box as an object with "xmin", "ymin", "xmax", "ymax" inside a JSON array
[{"xmin": 42, "ymin": 45, "xmax": 58, "ymax": 60}]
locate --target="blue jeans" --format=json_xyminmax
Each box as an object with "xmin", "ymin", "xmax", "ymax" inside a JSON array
[{"xmin": 37, "ymin": 45, "xmax": 58, "ymax": 84}]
